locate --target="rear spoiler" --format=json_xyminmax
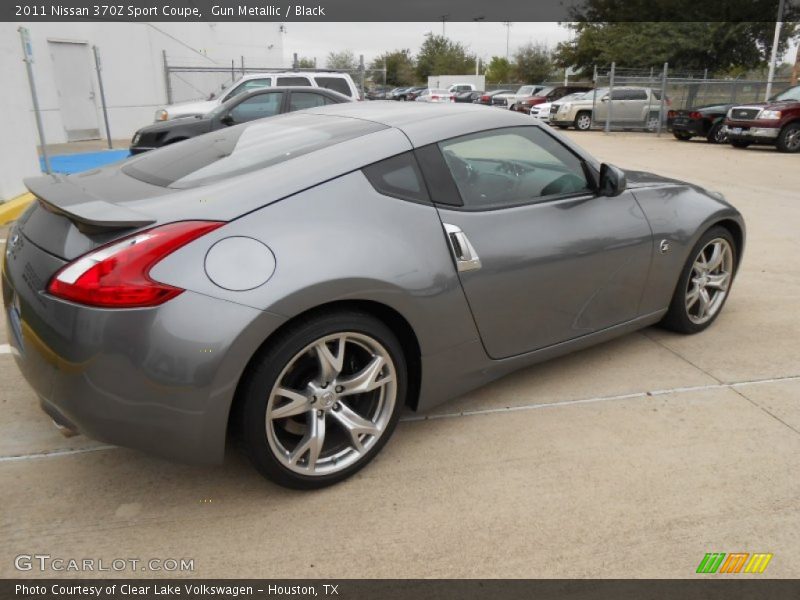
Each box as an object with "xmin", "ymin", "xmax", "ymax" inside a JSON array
[{"xmin": 24, "ymin": 174, "xmax": 156, "ymax": 230}]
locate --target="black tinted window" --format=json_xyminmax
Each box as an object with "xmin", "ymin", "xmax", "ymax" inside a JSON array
[
  {"xmin": 276, "ymin": 76, "xmax": 311, "ymax": 86},
  {"xmin": 229, "ymin": 92, "xmax": 283, "ymax": 122},
  {"xmin": 315, "ymin": 77, "xmax": 352, "ymax": 97},
  {"xmin": 123, "ymin": 113, "xmax": 386, "ymax": 189},
  {"xmin": 288, "ymin": 92, "xmax": 329, "ymax": 111},
  {"xmin": 363, "ymin": 152, "xmax": 430, "ymax": 204}
]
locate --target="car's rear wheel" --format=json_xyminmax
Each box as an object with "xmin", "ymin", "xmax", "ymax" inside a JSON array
[
  {"xmin": 660, "ymin": 226, "xmax": 737, "ymax": 334},
  {"xmin": 646, "ymin": 113, "xmax": 660, "ymax": 131},
  {"xmin": 776, "ymin": 123, "xmax": 800, "ymax": 153},
  {"xmin": 673, "ymin": 131, "xmax": 693, "ymax": 141},
  {"xmin": 731, "ymin": 140, "xmax": 752, "ymax": 148},
  {"xmin": 238, "ymin": 311, "xmax": 406, "ymax": 489},
  {"xmin": 574, "ymin": 112, "xmax": 592, "ymax": 131},
  {"xmin": 706, "ymin": 122, "xmax": 728, "ymax": 144}
]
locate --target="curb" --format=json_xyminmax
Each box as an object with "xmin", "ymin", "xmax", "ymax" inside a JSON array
[{"xmin": 0, "ymin": 193, "xmax": 35, "ymax": 226}]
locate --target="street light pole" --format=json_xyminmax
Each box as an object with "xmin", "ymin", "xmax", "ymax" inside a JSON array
[
  {"xmin": 503, "ymin": 22, "xmax": 512, "ymax": 61},
  {"xmin": 765, "ymin": 0, "xmax": 786, "ymax": 100}
]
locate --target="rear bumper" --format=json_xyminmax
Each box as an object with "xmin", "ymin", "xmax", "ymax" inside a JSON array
[
  {"xmin": 672, "ymin": 119, "xmax": 706, "ymax": 136},
  {"xmin": 3, "ymin": 234, "xmax": 284, "ymax": 465}
]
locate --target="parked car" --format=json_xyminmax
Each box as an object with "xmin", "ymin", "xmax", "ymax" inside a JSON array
[
  {"xmin": 669, "ymin": 104, "xmax": 734, "ymax": 144},
  {"xmin": 491, "ymin": 86, "xmax": 539, "ymax": 108},
  {"xmin": 130, "ymin": 87, "xmax": 352, "ymax": 154},
  {"xmin": 723, "ymin": 85, "xmax": 800, "ymax": 153},
  {"xmin": 455, "ymin": 90, "xmax": 484, "ymax": 103},
  {"xmin": 8, "ymin": 103, "xmax": 744, "ymax": 489},
  {"xmin": 511, "ymin": 85, "xmax": 594, "ymax": 114},
  {"xmin": 448, "ymin": 83, "xmax": 476, "ymax": 93},
  {"xmin": 365, "ymin": 87, "xmax": 391, "ymax": 100},
  {"xmin": 415, "ymin": 89, "xmax": 454, "ymax": 103},
  {"xmin": 395, "ymin": 87, "xmax": 426, "ymax": 101},
  {"xmin": 550, "ymin": 87, "xmax": 668, "ymax": 131},
  {"xmin": 154, "ymin": 71, "xmax": 359, "ymax": 121},
  {"xmin": 530, "ymin": 91, "xmax": 593, "ymax": 123},
  {"xmin": 475, "ymin": 90, "xmax": 514, "ymax": 105}
]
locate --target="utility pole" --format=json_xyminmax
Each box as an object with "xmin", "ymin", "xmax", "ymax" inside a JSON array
[
  {"xmin": 440, "ymin": 15, "xmax": 449, "ymax": 37},
  {"xmin": 792, "ymin": 43, "xmax": 799, "ymax": 86},
  {"xmin": 18, "ymin": 27, "xmax": 50, "ymax": 173},
  {"xmin": 765, "ymin": 0, "xmax": 786, "ymax": 100},
  {"xmin": 503, "ymin": 22, "xmax": 512, "ymax": 61}
]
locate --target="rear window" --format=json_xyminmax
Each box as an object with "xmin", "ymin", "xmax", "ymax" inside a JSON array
[
  {"xmin": 315, "ymin": 76, "xmax": 353, "ymax": 97},
  {"xmin": 122, "ymin": 113, "xmax": 386, "ymax": 189},
  {"xmin": 276, "ymin": 76, "xmax": 311, "ymax": 86}
]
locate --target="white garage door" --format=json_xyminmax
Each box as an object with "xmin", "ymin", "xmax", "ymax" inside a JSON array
[{"xmin": 49, "ymin": 41, "xmax": 100, "ymax": 141}]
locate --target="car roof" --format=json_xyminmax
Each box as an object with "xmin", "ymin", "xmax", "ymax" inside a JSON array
[
  {"xmin": 305, "ymin": 101, "xmax": 534, "ymax": 147},
  {"xmin": 238, "ymin": 71, "xmax": 352, "ymax": 80}
]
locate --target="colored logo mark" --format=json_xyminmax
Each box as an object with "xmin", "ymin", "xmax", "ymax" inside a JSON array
[{"xmin": 696, "ymin": 552, "xmax": 773, "ymax": 574}]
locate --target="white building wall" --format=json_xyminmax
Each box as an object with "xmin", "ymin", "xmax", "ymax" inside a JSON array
[{"xmin": 0, "ymin": 22, "xmax": 285, "ymax": 201}]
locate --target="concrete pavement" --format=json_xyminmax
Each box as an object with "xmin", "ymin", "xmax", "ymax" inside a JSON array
[{"xmin": 0, "ymin": 131, "xmax": 798, "ymax": 579}]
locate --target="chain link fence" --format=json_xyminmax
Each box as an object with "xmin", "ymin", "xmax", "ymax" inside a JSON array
[{"xmin": 162, "ymin": 53, "xmax": 385, "ymax": 104}]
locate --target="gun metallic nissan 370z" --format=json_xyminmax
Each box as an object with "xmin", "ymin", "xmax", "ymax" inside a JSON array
[{"xmin": 4, "ymin": 103, "xmax": 745, "ymax": 488}]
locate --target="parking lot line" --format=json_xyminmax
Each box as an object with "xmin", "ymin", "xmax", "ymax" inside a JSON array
[
  {"xmin": 2, "ymin": 373, "xmax": 798, "ymax": 464},
  {"xmin": 0, "ymin": 344, "xmax": 11, "ymax": 354}
]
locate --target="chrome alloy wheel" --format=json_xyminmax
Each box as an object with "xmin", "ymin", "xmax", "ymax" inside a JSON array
[
  {"xmin": 785, "ymin": 127, "xmax": 800, "ymax": 152},
  {"xmin": 266, "ymin": 332, "xmax": 397, "ymax": 476},
  {"xmin": 685, "ymin": 238, "xmax": 734, "ymax": 325},
  {"xmin": 576, "ymin": 113, "xmax": 592, "ymax": 130}
]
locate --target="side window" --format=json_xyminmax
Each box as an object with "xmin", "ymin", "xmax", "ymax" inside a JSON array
[
  {"xmin": 225, "ymin": 78, "xmax": 271, "ymax": 101},
  {"xmin": 288, "ymin": 92, "xmax": 329, "ymax": 111},
  {"xmin": 438, "ymin": 126, "xmax": 592, "ymax": 210},
  {"xmin": 609, "ymin": 89, "xmax": 629, "ymax": 100},
  {"xmin": 229, "ymin": 93, "xmax": 283, "ymax": 122},
  {"xmin": 628, "ymin": 89, "xmax": 648, "ymax": 100},
  {"xmin": 315, "ymin": 76, "xmax": 352, "ymax": 97},
  {"xmin": 362, "ymin": 152, "xmax": 430, "ymax": 204},
  {"xmin": 276, "ymin": 76, "xmax": 311, "ymax": 86}
]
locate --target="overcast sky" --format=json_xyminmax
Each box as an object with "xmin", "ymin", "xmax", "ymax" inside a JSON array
[
  {"xmin": 282, "ymin": 22, "xmax": 574, "ymax": 65},
  {"xmin": 282, "ymin": 22, "xmax": 798, "ymax": 71}
]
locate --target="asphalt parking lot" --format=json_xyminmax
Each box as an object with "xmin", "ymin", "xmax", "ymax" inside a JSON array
[{"xmin": 1, "ymin": 130, "xmax": 798, "ymax": 579}]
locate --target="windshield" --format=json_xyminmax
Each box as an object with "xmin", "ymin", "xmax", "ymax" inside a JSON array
[
  {"xmin": 516, "ymin": 86, "xmax": 535, "ymax": 95},
  {"xmin": 774, "ymin": 86, "xmax": 800, "ymax": 102},
  {"xmin": 122, "ymin": 113, "xmax": 386, "ymax": 189},
  {"xmin": 535, "ymin": 87, "xmax": 555, "ymax": 97}
]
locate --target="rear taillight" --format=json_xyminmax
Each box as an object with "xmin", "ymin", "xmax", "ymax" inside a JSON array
[
  {"xmin": 689, "ymin": 111, "xmax": 702, "ymax": 119},
  {"xmin": 481, "ymin": 95, "xmax": 490, "ymax": 102},
  {"xmin": 668, "ymin": 110, "xmax": 677, "ymax": 119},
  {"xmin": 47, "ymin": 221, "xmax": 224, "ymax": 308}
]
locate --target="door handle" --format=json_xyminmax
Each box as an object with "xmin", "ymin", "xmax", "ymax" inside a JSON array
[{"xmin": 443, "ymin": 223, "xmax": 481, "ymax": 272}]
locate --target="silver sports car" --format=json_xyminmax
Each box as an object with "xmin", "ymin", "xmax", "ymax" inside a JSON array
[{"xmin": 4, "ymin": 103, "xmax": 744, "ymax": 488}]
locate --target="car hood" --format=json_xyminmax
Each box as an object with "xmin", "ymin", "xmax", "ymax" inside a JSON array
[
  {"xmin": 138, "ymin": 115, "xmax": 210, "ymax": 134},
  {"xmin": 161, "ymin": 99, "xmax": 218, "ymax": 118},
  {"xmin": 732, "ymin": 99, "xmax": 799, "ymax": 111},
  {"xmin": 623, "ymin": 170, "xmax": 685, "ymax": 188}
]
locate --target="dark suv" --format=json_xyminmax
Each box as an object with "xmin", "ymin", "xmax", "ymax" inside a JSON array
[{"xmin": 724, "ymin": 85, "xmax": 800, "ymax": 153}]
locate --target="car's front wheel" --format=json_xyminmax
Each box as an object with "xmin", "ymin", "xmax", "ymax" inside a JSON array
[
  {"xmin": 776, "ymin": 123, "xmax": 800, "ymax": 153},
  {"xmin": 706, "ymin": 122, "xmax": 728, "ymax": 144},
  {"xmin": 237, "ymin": 310, "xmax": 406, "ymax": 489},
  {"xmin": 574, "ymin": 111, "xmax": 592, "ymax": 131},
  {"xmin": 660, "ymin": 226, "xmax": 737, "ymax": 334}
]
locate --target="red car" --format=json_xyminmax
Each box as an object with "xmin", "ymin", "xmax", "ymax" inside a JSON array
[
  {"xmin": 511, "ymin": 86, "xmax": 593, "ymax": 114},
  {"xmin": 724, "ymin": 85, "xmax": 800, "ymax": 153}
]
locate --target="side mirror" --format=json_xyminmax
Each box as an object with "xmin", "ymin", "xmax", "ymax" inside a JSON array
[
  {"xmin": 600, "ymin": 96, "xmax": 609, "ymax": 102},
  {"xmin": 220, "ymin": 114, "xmax": 235, "ymax": 126},
  {"xmin": 598, "ymin": 163, "xmax": 627, "ymax": 197}
]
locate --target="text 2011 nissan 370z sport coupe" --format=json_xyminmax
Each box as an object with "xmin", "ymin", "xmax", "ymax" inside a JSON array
[{"xmin": 4, "ymin": 103, "xmax": 745, "ymax": 488}]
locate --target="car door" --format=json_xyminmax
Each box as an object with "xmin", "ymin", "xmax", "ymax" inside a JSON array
[
  {"xmin": 226, "ymin": 91, "xmax": 286, "ymax": 123},
  {"xmin": 625, "ymin": 89, "xmax": 649, "ymax": 124},
  {"xmin": 426, "ymin": 125, "xmax": 653, "ymax": 359}
]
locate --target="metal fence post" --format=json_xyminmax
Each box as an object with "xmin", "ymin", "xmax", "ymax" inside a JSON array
[
  {"xmin": 605, "ymin": 62, "xmax": 615, "ymax": 134},
  {"xmin": 18, "ymin": 27, "xmax": 50, "ymax": 174},
  {"xmin": 92, "ymin": 46, "xmax": 112, "ymax": 150},
  {"xmin": 359, "ymin": 54, "xmax": 365, "ymax": 99},
  {"xmin": 162, "ymin": 49, "xmax": 172, "ymax": 105},
  {"xmin": 657, "ymin": 62, "xmax": 668, "ymax": 136},
  {"xmin": 292, "ymin": 53, "xmax": 298, "ymax": 70},
  {"xmin": 240, "ymin": 55, "xmax": 245, "ymax": 75}
]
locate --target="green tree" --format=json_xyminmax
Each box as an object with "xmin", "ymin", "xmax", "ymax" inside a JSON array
[
  {"xmin": 485, "ymin": 56, "xmax": 513, "ymax": 83},
  {"xmin": 513, "ymin": 43, "xmax": 554, "ymax": 83},
  {"xmin": 296, "ymin": 57, "xmax": 315, "ymax": 69},
  {"xmin": 326, "ymin": 50, "xmax": 357, "ymax": 71},
  {"xmin": 554, "ymin": 0, "xmax": 799, "ymax": 76},
  {"xmin": 370, "ymin": 49, "xmax": 416, "ymax": 86},
  {"xmin": 415, "ymin": 34, "xmax": 476, "ymax": 81}
]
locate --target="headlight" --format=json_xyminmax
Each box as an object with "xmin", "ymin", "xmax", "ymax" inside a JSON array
[
  {"xmin": 154, "ymin": 109, "xmax": 168, "ymax": 121},
  {"xmin": 131, "ymin": 132, "xmax": 141, "ymax": 145},
  {"xmin": 560, "ymin": 103, "xmax": 571, "ymax": 112},
  {"xmin": 758, "ymin": 109, "xmax": 782, "ymax": 120}
]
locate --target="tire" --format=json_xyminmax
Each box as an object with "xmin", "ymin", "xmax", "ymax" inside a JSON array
[
  {"xmin": 776, "ymin": 122, "xmax": 800, "ymax": 153},
  {"xmin": 730, "ymin": 140, "xmax": 752, "ymax": 149},
  {"xmin": 659, "ymin": 226, "xmax": 738, "ymax": 334},
  {"xmin": 574, "ymin": 111, "xmax": 592, "ymax": 131},
  {"xmin": 706, "ymin": 122, "xmax": 728, "ymax": 144},
  {"xmin": 556, "ymin": 124, "xmax": 569, "ymax": 129},
  {"xmin": 673, "ymin": 131, "xmax": 692, "ymax": 141},
  {"xmin": 646, "ymin": 113, "xmax": 660, "ymax": 132},
  {"xmin": 237, "ymin": 310, "xmax": 407, "ymax": 489}
]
